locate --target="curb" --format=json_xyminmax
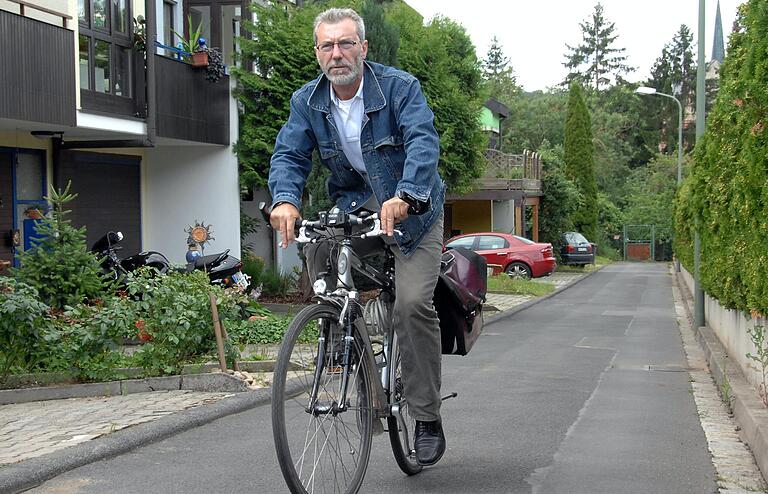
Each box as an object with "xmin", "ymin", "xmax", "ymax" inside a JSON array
[
  {"xmin": 675, "ymin": 270, "xmax": 768, "ymax": 483},
  {"xmin": 0, "ymin": 362, "xmax": 277, "ymax": 405},
  {"xmin": 0, "ymin": 387, "xmax": 272, "ymax": 494},
  {"xmin": 484, "ymin": 266, "xmax": 604, "ymax": 325}
]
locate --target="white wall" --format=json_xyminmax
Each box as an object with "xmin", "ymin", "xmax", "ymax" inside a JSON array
[
  {"xmin": 142, "ymin": 144, "xmax": 240, "ymax": 264},
  {"xmin": 681, "ymin": 266, "xmax": 766, "ymax": 391},
  {"xmin": 492, "ymin": 200, "xmax": 515, "ymax": 233}
]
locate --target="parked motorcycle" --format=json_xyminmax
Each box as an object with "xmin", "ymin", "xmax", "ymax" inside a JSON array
[
  {"xmin": 91, "ymin": 231, "xmax": 249, "ymax": 290},
  {"xmin": 91, "ymin": 231, "xmax": 170, "ymax": 282}
]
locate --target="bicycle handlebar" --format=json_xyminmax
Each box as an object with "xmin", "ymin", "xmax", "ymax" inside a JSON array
[{"xmin": 258, "ymin": 202, "xmax": 400, "ymax": 244}]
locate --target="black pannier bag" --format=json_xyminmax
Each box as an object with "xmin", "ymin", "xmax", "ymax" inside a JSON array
[{"xmin": 434, "ymin": 247, "xmax": 487, "ymax": 355}]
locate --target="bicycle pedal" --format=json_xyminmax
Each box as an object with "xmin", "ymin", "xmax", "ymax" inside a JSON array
[{"xmin": 441, "ymin": 392, "xmax": 458, "ymax": 401}]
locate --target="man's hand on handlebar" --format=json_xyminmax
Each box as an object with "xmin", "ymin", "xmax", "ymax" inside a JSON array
[
  {"xmin": 380, "ymin": 197, "xmax": 409, "ymax": 237},
  {"xmin": 270, "ymin": 203, "xmax": 302, "ymax": 248}
]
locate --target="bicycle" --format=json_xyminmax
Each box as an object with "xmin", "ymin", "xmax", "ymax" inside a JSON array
[{"xmin": 264, "ymin": 205, "xmax": 453, "ymax": 494}]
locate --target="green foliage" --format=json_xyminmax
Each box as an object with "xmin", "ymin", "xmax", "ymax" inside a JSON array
[
  {"xmin": 676, "ymin": 0, "xmax": 768, "ymax": 314},
  {"xmin": 746, "ymin": 324, "xmax": 768, "ymax": 408},
  {"xmin": 622, "ymin": 154, "xmax": 679, "ymax": 242},
  {"xmin": 241, "ymin": 251, "xmax": 266, "ymax": 286},
  {"xmin": 502, "ymin": 90, "xmax": 567, "ymax": 153},
  {"xmin": 227, "ymin": 314, "xmax": 293, "ymax": 345},
  {"xmin": 645, "ymin": 24, "xmax": 696, "ymax": 154},
  {"xmin": 394, "ymin": 11, "xmax": 487, "ymax": 193},
  {"xmin": 260, "ymin": 266, "xmax": 297, "ymax": 297},
  {"xmin": 125, "ymin": 269, "xmax": 243, "ymax": 375},
  {"xmin": 172, "ymin": 15, "xmax": 206, "ymax": 53},
  {"xmin": 0, "ymin": 278, "xmax": 55, "ymax": 379},
  {"xmin": 537, "ymin": 144, "xmax": 580, "ymax": 256},
  {"xmin": 483, "ymin": 36, "xmax": 519, "ymax": 106},
  {"xmin": 234, "ymin": 1, "xmax": 323, "ymax": 189},
  {"xmin": 361, "ymin": 0, "xmax": 399, "ymax": 66},
  {"xmin": 13, "ymin": 182, "xmax": 106, "ymax": 309},
  {"xmin": 563, "ymin": 2, "xmax": 634, "ymax": 91},
  {"xmin": 564, "ymin": 82, "xmax": 599, "ymax": 240}
]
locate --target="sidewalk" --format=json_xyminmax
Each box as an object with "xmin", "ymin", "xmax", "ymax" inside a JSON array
[{"xmin": 0, "ymin": 268, "xmax": 597, "ymax": 493}]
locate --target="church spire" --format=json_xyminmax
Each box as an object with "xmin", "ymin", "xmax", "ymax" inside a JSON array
[{"xmin": 712, "ymin": 0, "xmax": 725, "ymax": 63}]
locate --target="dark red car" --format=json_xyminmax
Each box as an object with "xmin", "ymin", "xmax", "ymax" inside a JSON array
[{"xmin": 444, "ymin": 232, "xmax": 557, "ymax": 279}]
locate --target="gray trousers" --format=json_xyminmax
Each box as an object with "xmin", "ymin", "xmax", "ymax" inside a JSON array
[{"xmin": 305, "ymin": 213, "xmax": 444, "ymax": 421}]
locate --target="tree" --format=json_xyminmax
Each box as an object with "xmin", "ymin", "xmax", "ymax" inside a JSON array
[
  {"xmin": 234, "ymin": 1, "xmax": 322, "ymax": 190},
  {"xmin": 536, "ymin": 143, "xmax": 581, "ymax": 258},
  {"xmin": 360, "ymin": 0, "xmax": 399, "ymax": 66},
  {"xmin": 13, "ymin": 183, "xmax": 106, "ymax": 308},
  {"xmin": 394, "ymin": 9, "xmax": 487, "ymax": 193},
  {"xmin": 645, "ymin": 24, "xmax": 696, "ymax": 153},
  {"xmin": 482, "ymin": 36, "xmax": 519, "ymax": 106},
  {"xmin": 563, "ymin": 2, "xmax": 634, "ymax": 91},
  {"xmin": 563, "ymin": 82, "xmax": 598, "ymax": 240},
  {"xmin": 502, "ymin": 90, "xmax": 567, "ymax": 154}
]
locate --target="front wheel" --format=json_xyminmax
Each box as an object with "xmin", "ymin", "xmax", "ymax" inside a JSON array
[
  {"xmin": 387, "ymin": 333, "xmax": 423, "ymax": 475},
  {"xmin": 272, "ymin": 303, "xmax": 374, "ymax": 494}
]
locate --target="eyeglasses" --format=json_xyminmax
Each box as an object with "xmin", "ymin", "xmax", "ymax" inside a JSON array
[{"xmin": 316, "ymin": 40, "xmax": 358, "ymax": 54}]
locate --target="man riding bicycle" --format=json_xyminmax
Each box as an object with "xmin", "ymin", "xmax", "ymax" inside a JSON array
[{"xmin": 268, "ymin": 7, "xmax": 446, "ymax": 466}]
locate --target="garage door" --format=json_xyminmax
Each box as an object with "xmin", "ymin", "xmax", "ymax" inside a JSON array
[{"xmin": 56, "ymin": 151, "xmax": 142, "ymax": 256}]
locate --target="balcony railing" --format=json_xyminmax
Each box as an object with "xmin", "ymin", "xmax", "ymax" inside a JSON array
[
  {"xmin": 2, "ymin": 0, "xmax": 72, "ymax": 27},
  {"xmin": 477, "ymin": 149, "xmax": 542, "ymax": 192},
  {"xmin": 0, "ymin": 8, "xmax": 76, "ymax": 126}
]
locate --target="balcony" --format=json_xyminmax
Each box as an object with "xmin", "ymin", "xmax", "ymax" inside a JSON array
[
  {"xmin": 154, "ymin": 55, "xmax": 230, "ymax": 145},
  {"xmin": 479, "ymin": 149, "xmax": 542, "ymax": 193},
  {"xmin": 0, "ymin": 7, "xmax": 76, "ymax": 127}
]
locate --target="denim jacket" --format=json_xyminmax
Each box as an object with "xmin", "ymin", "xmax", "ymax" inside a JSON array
[{"xmin": 269, "ymin": 61, "xmax": 445, "ymax": 256}]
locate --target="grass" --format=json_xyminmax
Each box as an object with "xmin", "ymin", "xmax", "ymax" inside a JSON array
[{"xmin": 487, "ymin": 275, "xmax": 556, "ymax": 296}]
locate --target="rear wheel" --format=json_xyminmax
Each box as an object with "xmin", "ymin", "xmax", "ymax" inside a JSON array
[
  {"xmin": 387, "ymin": 334, "xmax": 423, "ymax": 475},
  {"xmin": 272, "ymin": 303, "xmax": 374, "ymax": 494},
  {"xmin": 505, "ymin": 262, "xmax": 532, "ymax": 280}
]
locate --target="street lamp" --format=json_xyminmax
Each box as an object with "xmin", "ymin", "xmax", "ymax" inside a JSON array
[
  {"xmin": 635, "ymin": 86, "xmax": 683, "ymax": 185},
  {"xmin": 636, "ymin": 86, "xmax": 684, "ymax": 272}
]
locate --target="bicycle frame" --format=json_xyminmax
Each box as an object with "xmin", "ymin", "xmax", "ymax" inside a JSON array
[{"xmin": 308, "ymin": 235, "xmax": 402, "ymax": 424}]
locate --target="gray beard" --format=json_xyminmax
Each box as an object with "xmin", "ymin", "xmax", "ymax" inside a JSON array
[{"xmin": 324, "ymin": 59, "xmax": 363, "ymax": 86}]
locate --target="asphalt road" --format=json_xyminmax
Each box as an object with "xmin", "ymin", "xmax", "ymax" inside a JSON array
[{"xmin": 30, "ymin": 262, "xmax": 716, "ymax": 494}]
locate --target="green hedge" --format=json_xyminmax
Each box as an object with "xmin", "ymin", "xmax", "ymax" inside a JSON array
[{"xmin": 676, "ymin": 0, "xmax": 768, "ymax": 314}]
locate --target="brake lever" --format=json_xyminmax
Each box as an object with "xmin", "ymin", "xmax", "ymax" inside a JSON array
[{"xmin": 360, "ymin": 219, "xmax": 402, "ymax": 238}]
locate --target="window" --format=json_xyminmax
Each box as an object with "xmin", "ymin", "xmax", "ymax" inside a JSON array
[
  {"xmin": 163, "ymin": 0, "xmax": 176, "ymax": 48},
  {"xmin": 79, "ymin": 0, "xmax": 132, "ymax": 101},
  {"xmin": 477, "ymin": 236, "xmax": 508, "ymax": 250},
  {"xmin": 445, "ymin": 236, "xmax": 475, "ymax": 250},
  {"xmin": 513, "ymin": 235, "xmax": 535, "ymax": 245}
]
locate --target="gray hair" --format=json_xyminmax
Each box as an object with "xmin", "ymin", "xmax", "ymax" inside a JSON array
[{"xmin": 313, "ymin": 8, "xmax": 365, "ymax": 45}]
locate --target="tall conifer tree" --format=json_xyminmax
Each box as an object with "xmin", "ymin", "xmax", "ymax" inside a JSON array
[
  {"xmin": 563, "ymin": 3, "xmax": 634, "ymax": 91},
  {"xmin": 564, "ymin": 82, "xmax": 598, "ymax": 240}
]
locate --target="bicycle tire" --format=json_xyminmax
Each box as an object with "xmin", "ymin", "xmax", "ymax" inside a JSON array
[
  {"xmin": 387, "ymin": 334, "xmax": 423, "ymax": 475},
  {"xmin": 272, "ymin": 303, "xmax": 374, "ymax": 494}
]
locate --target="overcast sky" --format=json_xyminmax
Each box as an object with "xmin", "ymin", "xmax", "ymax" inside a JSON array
[{"xmin": 403, "ymin": 0, "xmax": 742, "ymax": 91}]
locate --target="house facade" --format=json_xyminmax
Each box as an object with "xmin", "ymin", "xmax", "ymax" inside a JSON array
[
  {"xmin": 445, "ymin": 99, "xmax": 543, "ymax": 241},
  {"xmin": 0, "ymin": 0, "xmax": 241, "ymax": 269}
]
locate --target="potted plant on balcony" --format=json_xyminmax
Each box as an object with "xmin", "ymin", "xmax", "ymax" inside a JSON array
[{"xmin": 173, "ymin": 16, "xmax": 208, "ymax": 67}]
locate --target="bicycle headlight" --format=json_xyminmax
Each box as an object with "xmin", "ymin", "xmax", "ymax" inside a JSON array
[
  {"xmin": 338, "ymin": 252, "xmax": 348, "ymax": 275},
  {"xmin": 313, "ymin": 278, "xmax": 327, "ymax": 295}
]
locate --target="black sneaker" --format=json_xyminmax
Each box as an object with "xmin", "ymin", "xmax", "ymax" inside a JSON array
[{"xmin": 414, "ymin": 420, "xmax": 446, "ymax": 466}]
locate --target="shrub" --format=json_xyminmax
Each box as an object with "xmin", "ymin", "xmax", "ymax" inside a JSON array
[
  {"xmin": 0, "ymin": 278, "xmax": 55, "ymax": 379},
  {"xmin": 126, "ymin": 269, "xmax": 244, "ymax": 375},
  {"xmin": 241, "ymin": 251, "xmax": 265, "ymax": 287},
  {"xmin": 261, "ymin": 266, "xmax": 296, "ymax": 297},
  {"xmin": 13, "ymin": 182, "xmax": 106, "ymax": 308}
]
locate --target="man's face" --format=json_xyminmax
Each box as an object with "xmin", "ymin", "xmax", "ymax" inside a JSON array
[{"xmin": 315, "ymin": 18, "xmax": 368, "ymax": 87}]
